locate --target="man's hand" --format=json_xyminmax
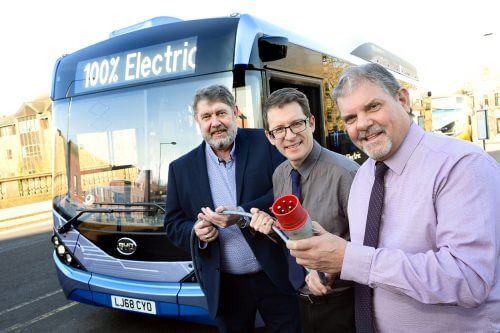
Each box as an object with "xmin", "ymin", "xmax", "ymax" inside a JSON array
[
  {"xmin": 305, "ymin": 270, "xmax": 335, "ymax": 296},
  {"xmin": 287, "ymin": 222, "xmax": 347, "ymax": 275},
  {"xmin": 194, "ymin": 219, "xmax": 219, "ymax": 243},
  {"xmin": 199, "ymin": 206, "xmax": 239, "ymax": 228},
  {"xmin": 249, "ymin": 208, "xmax": 275, "ymax": 235}
]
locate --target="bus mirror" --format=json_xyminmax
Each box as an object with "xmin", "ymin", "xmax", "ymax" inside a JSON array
[{"xmin": 258, "ymin": 36, "xmax": 288, "ymax": 62}]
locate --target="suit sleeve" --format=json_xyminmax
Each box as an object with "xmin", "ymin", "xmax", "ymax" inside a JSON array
[
  {"xmin": 240, "ymin": 191, "xmax": 274, "ymax": 213},
  {"xmin": 164, "ymin": 163, "xmax": 195, "ymax": 254}
]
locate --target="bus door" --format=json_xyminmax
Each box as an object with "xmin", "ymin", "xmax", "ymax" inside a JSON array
[{"xmin": 265, "ymin": 71, "xmax": 326, "ymax": 146}]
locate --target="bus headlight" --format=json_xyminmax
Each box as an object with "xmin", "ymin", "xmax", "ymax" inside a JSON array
[
  {"xmin": 52, "ymin": 235, "xmax": 60, "ymax": 247},
  {"xmin": 51, "ymin": 235, "xmax": 85, "ymax": 270},
  {"xmin": 64, "ymin": 253, "xmax": 73, "ymax": 265},
  {"xmin": 56, "ymin": 244, "xmax": 66, "ymax": 256}
]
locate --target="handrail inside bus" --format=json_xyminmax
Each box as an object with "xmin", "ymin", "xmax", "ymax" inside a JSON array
[
  {"xmin": 58, "ymin": 203, "xmax": 165, "ymax": 234},
  {"xmin": 93, "ymin": 202, "xmax": 166, "ymax": 213}
]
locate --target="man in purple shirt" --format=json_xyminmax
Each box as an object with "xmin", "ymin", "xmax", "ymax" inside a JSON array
[{"xmin": 287, "ymin": 63, "xmax": 500, "ymax": 332}]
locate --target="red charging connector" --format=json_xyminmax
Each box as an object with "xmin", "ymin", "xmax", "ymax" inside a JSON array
[
  {"xmin": 271, "ymin": 194, "xmax": 312, "ymax": 239},
  {"xmin": 270, "ymin": 194, "xmax": 327, "ymax": 285}
]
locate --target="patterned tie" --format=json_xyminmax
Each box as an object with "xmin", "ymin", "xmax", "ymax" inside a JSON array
[
  {"xmin": 354, "ymin": 162, "xmax": 389, "ymax": 333},
  {"xmin": 287, "ymin": 169, "xmax": 306, "ymax": 290}
]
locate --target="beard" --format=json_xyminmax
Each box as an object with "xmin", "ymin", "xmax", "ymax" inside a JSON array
[
  {"xmin": 358, "ymin": 125, "xmax": 392, "ymax": 160},
  {"xmin": 204, "ymin": 121, "xmax": 237, "ymax": 150}
]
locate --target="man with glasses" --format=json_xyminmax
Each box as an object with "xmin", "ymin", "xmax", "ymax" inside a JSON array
[
  {"xmin": 250, "ymin": 88, "xmax": 359, "ymax": 333},
  {"xmin": 165, "ymin": 85, "xmax": 301, "ymax": 332}
]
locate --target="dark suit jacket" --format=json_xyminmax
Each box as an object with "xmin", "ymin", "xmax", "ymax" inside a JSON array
[{"xmin": 164, "ymin": 128, "xmax": 293, "ymax": 318}]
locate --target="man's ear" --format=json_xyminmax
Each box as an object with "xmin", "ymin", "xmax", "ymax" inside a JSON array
[
  {"xmin": 234, "ymin": 105, "xmax": 241, "ymax": 117},
  {"xmin": 309, "ymin": 115, "xmax": 316, "ymax": 133},
  {"xmin": 264, "ymin": 131, "xmax": 276, "ymax": 146},
  {"xmin": 397, "ymin": 88, "xmax": 411, "ymax": 111}
]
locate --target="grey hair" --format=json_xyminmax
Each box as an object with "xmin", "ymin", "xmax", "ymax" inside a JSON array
[
  {"xmin": 192, "ymin": 85, "xmax": 235, "ymax": 116},
  {"xmin": 331, "ymin": 63, "xmax": 401, "ymax": 102},
  {"xmin": 263, "ymin": 88, "xmax": 311, "ymax": 130}
]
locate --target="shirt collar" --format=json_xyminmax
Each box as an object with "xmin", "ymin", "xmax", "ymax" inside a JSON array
[
  {"xmin": 283, "ymin": 140, "xmax": 321, "ymax": 179},
  {"xmin": 383, "ymin": 122, "xmax": 424, "ymax": 175},
  {"xmin": 205, "ymin": 136, "xmax": 236, "ymax": 165}
]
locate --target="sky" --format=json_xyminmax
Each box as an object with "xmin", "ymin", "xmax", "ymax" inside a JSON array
[{"xmin": 1, "ymin": 0, "xmax": 498, "ymax": 116}]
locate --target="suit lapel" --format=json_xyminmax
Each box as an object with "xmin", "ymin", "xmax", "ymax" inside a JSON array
[
  {"xmin": 195, "ymin": 141, "xmax": 215, "ymax": 208},
  {"xmin": 235, "ymin": 129, "xmax": 248, "ymax": 205}
]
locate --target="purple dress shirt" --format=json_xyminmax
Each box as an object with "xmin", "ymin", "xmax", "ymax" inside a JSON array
[{"xmin": 342, "ymin": 123, "xmax": 500, "ymax": 332}]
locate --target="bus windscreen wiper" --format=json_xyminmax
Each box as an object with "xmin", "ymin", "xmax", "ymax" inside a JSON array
[
  {"xmin": 92, "ymin": 202, "xmax": 165, "ymax": 213},
  {"xmin": 58, "ymin": 203, "xmax": 164, "ymax": 234}
]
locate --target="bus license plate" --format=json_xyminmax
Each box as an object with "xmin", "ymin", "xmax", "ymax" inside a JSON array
[{"xmin": 111, "ymin": 295, "xmax": 157, "ymax": 315}]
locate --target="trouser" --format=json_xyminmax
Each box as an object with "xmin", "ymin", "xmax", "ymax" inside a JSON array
[
  {"xmin": 298, "ymin": 287, "xmax": 355, "ymax": 333},
  {"xmin": 215, "ymin": 271, "xmax": 302, "ymax": 333}
]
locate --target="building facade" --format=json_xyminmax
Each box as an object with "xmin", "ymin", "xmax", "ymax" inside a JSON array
[{"xmin": 0, "ymin": 95, "xmax": 52, "ymax": 207}]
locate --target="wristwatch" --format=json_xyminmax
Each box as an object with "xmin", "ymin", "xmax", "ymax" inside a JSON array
[
  {"xmin": 234, "ymin": 206, "xmax": 250, "ymax": 228},
  {"xmin": 236, "ymin": 216, "xmax": 248, "ymax": 228}
]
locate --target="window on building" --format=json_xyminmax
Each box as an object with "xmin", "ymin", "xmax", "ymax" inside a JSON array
[
  {"xmin": 40, "ymin": 118, "xmax": 49, "ymax": 129},
  {"xmin": 22, "ymin": 145, "xmax": 41, "ymax": 158},
  {"xmin": 6, "ymin": 149, "xmax": 12, "ymax": 159},
  {"xmin": 484, "ymin": 95, "xmax": 489, "ymax": 107},
  {"xmin": 0, "ymin": 125, "xmax": 16, "ymax": 137},
  {"xmin": 495, "ymin": 93, "xmax": 499, "ymax": 106},
  {"xmin": 18, "ymin": 116, "xmax": 39, "ymax": 134},
  {"xmin": 497, "ymin": 118, "xmax": 500, "ymax": 134}
]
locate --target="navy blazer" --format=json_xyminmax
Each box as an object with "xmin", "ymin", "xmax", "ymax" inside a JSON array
[{"xmin": 164, "ymin": 128, "xmax": 293, "ymax": 318}]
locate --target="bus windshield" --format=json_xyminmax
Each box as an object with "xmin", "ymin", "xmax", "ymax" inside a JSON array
[{"xmin": 53, "ymin": 72, "xmax": 233, "ymax": 229}]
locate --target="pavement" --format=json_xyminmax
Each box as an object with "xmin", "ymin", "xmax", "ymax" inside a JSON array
[{"xmin": 0, "ymin": 200, "xmax": 52, "ymax": 232}]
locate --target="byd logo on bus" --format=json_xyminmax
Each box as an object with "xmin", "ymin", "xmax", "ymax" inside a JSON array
[
  {"xmin": 75, "ymin": 37, "xmax": 197, "ymax": 93},
  {"xmin": 116, "ymin": 237, "xmax": 137, "ymax": 255}
]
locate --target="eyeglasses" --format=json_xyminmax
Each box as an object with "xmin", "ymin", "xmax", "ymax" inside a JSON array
[{"xmin": 268, "ymin": 118, "xmax": 309, "ymax": 139}]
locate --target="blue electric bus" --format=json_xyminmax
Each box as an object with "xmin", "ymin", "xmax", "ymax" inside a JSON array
[{"xmin": 50, "ymin": 13, "xmax": 418, "ymax": 325}]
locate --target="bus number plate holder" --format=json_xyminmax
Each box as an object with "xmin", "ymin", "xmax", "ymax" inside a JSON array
[{"xmin": 111, "ymin": 295, "xmax": 157, "ymax": 315}]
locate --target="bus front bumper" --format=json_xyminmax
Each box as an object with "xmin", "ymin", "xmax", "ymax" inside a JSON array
[{"xmin": 52, "ymin": 251, "xmax": 214, "ymax": 325}]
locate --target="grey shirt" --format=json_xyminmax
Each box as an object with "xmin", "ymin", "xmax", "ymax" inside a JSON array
[
  {"xmin": 273, "ymin": 141, "xmax": 358, "ymax": 239},
  {"xmin": 273, "ymin": 141, "xmax": 359, "ymax": 292}
]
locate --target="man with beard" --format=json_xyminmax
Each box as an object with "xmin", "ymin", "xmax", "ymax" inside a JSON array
[
  {"xmin": 164, "ymin": 85, "xmax": 301, "ymax": 333},
  {"xmin": 286, "ymin": 64, "xmax": 500, "ymax": 332}
]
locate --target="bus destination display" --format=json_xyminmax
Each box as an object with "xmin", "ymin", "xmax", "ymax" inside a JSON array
[{"xmin": 75, "ymin": 37, "xmax": 197, "ymax": 93}]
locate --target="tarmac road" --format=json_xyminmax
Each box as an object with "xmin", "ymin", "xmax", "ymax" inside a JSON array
[{"xmin": 0, "ymin": 225, "xmax": 221, "ymax": 333}]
